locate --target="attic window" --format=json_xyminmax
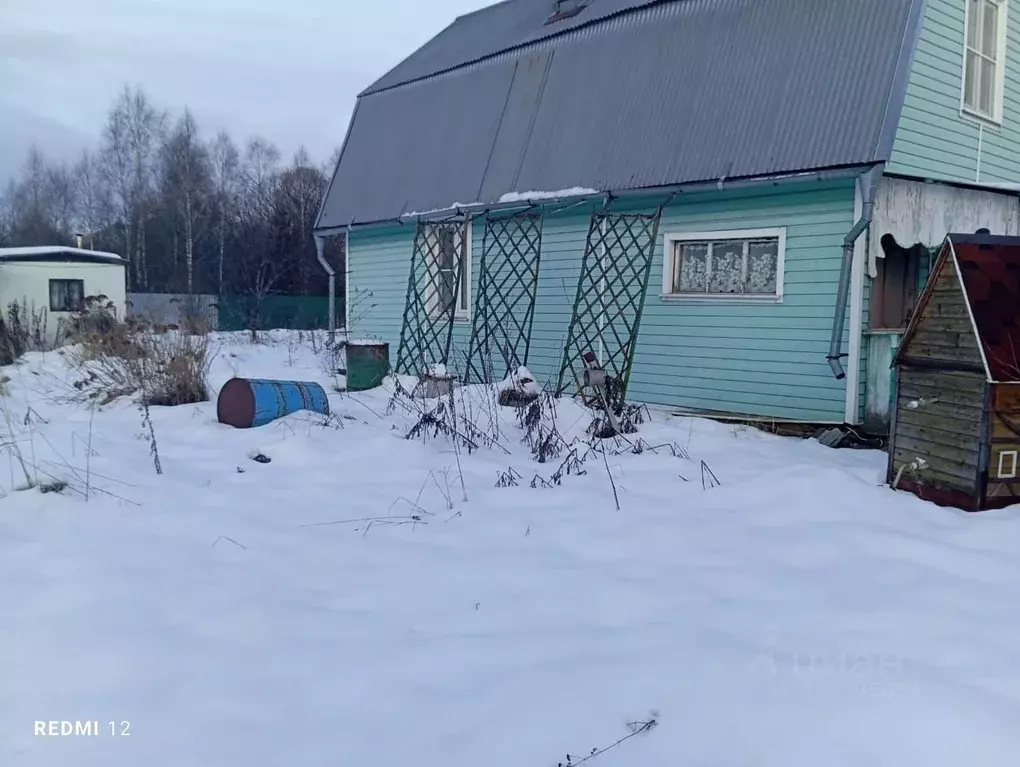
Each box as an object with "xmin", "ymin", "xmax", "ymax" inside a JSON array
[
  {"xmin": 963, "ymin": 0, "xmax": 1008, "ymax": 122},
  {"xmin": 547, "ymin": 0, "xmax": 590, "ymax": 24}
]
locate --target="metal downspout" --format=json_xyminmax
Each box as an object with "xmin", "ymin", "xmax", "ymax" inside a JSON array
[
  {"xmin": 828, "ymin": 165, "xmax": 881, "ymax": 379},
  {"xmin": 315, "ymin": 234, "xmax": 336, "ymax": 341}
]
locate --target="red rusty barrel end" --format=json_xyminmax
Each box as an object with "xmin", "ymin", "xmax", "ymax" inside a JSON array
[{"xmin": 217, "ymin": 377, "xmax": 257, "ymax": 428}]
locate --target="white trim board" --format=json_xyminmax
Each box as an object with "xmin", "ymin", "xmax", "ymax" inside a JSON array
[
  {"xmin": 458, "ymin": 219, "xmax": 472, "ymax": 321},
  {"xmin": 845, "ymin": 179, "xmax": 866, "ymax": 424},
  {"xmin": 344, "ymin": 228, "xmax": 351, "ymax": 332},
  {"xmin": 660, "ymin": 227, "xmax": 787, "ymax": 302},
  {"xmin": 998, "ymin": 449, "xmax": 1018, "ymax": 479}
]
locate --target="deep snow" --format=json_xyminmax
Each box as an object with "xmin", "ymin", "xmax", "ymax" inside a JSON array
[{"xmin": 2, "ymin": 331, "xmax": 1020, "ymax": 766}]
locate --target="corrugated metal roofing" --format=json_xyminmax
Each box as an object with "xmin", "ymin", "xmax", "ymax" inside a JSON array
[
  {"xmin": 317, "ymin": 0, "xmax": 924, "ymax": 231},
  {"xmin": 362, "ymin": 0, "xmax": 659, "ymax": 96},
  {"xmin": 950, "ymin": 234, "xmax": 1020, "ymax": 383}
]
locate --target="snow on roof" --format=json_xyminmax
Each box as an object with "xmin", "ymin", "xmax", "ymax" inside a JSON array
[
  {"xmin": 497, "ymin": 188, "xmax": 599, "ymax": 204},
  {"xmin": 403, "ymin": 202, "xmax": 481, "ymax": 218},
  {"xmin": 400, "ymin": 188, "xmax": 601, "ymax": 218},
  {"xmin": 0, "ymin": 246, "xmax": 123, "ymax": 262}
]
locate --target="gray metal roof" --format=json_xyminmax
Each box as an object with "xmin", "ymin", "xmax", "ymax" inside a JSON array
[{"xmin": 317, "ymin": 0, "xmax": 924, "ymax": 231}]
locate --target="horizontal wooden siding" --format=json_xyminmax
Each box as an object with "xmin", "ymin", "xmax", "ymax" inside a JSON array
[
  {"xmin": 887, "ymin": 0, "xmax": 1020, "ymax": 184},
  {"xmin": 347, "ymin": 182, "xmax": 858, "ymax": 422},
  {"xmin": 626, "ymin": 182, "xmax": 857, "ymax": 422},
  {"xmin": 891, "ymin": 367, "xmax": 985, "ymax": 493},
  {"xmin": 898, "ymin": 250, "xmax": 985, "ymax": 369}
]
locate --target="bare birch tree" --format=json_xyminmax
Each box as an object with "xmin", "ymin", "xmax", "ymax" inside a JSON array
[
  {"xmin": 161, "ymin": 109, "xmax": 211, "ymax": 293},
  {"xmin": 101, "ymin": 86, "xmax": 165, "ymax": 290},
  {"xmin": 47, "ymin": 163, "xmax": 77, "ymax": 239},
  {"xmin": 100, "ymin": 100, "xmax": 135, "ymax": 283},
  {"xmin": 209, "ymin": 130, "xmax": 240, "ymax": 295},
  {"xmin": 1, "ymin": 148, "xmax": 68, "ymax": 245},
  {"xmin": 0, "ymin": 184, "xmax": 12, "ymax": 245},
  {"xmin": 233, "ymin": 138, "xmax": 283, "ymax": 330},
  {"xmin": 3, "ymin": 86, "xmax": 334, "ymax": 323},
  {"xmin": 277, "ymin": 147, "xmax": 330, "ymax": 293},
  {"xmin": 126, "ymin": 88, "xmax": 166, "ymax": 291},
  {"xmin": 73, "ymin": 150, "xmax": 111, "ymax": 249}
]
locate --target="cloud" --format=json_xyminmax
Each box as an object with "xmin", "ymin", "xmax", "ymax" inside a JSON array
[
  {"xmin": 1, "ymin": 0, "xmax": 491, "ymax": 180},
  {"xmin": 0, "ymin": 105, "xmax": 92, "ymax": 184}
]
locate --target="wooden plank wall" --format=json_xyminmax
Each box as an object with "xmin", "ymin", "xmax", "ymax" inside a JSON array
[
  {"xmin": 892, "ymin": 368, "xmax": 985, "ymax": 493},
  {"xmin": 899, "ymin": 255, "xmax": 985, "ymax": 369},
  {"xmin": 987, "ymin": 384, "xmax": 1020, "ymax": 503},
  {"xmin": 891, "ymin": 243, "xmax": 988, "ymax": 499}
]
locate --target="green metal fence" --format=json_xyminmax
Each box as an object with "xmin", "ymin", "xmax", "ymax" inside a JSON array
[{"xmin": 217, "ymin": 296, "xmax": 336, "ymax": 332}]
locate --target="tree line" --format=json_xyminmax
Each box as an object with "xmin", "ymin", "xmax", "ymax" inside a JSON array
[{"xmin": 0, "ymin": 86, "xmax": 343, "ymax": 301}]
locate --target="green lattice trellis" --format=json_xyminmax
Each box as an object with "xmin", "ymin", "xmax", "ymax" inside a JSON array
[
  {"xmin": 463, "ymin": 211, "xmax": 544, "ymax": 384},
  {"xmin": 394, "ymin": 219, "xmax": 468, "ymax": 375},
  {"xmin": 556, "ymin": 208, "xmax": 663, "ymax": 407}
]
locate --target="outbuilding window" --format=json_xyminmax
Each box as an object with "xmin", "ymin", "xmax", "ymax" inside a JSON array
[
  {"xmin": 997, "ymin": 449, "xmax": 1018, "ymax": 479},
  {"xmin": 963, "ymin": 0, "xmax": 1008, "ymax": 122},
  {"xmin": 426, "ymin": 222, "xmax": 471, "ymax": 320},
  {"xmin": 49, "ymin": 279, "xmax": 84, "ymax": 312},
  {"xmin": 663, "ymin": 228, "xmax": 786, "ymax": 301}
]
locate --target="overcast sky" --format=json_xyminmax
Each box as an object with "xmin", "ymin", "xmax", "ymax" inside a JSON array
[{"xmin": 0, "ymin": 0, "xmax": 490, "ymax": 182}]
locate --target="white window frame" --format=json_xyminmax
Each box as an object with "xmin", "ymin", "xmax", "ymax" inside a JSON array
[
  {"xmin": 997, "ymin": 449, "xmax": 1018, "ymax": 479},
  {"xmin": 661, "ymin": 227, "xmax": 787, "ymax": 302},
  {"xmin": 961, "ymin": 0, "xmax": 1009, "ymax": 125},
  {"xmin": 426, "ymin": 220, "xmax": 472, "ymax": 321}
]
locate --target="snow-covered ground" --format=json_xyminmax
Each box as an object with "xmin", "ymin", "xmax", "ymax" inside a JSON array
[{"xmin": 2, "ymin": 331, "xmax": 1020, "ymax": 766}]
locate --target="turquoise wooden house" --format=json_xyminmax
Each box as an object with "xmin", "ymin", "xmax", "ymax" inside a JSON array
[{"xmin": 314, "ymin": 0, "xmax": 1020, "ymax": 429}]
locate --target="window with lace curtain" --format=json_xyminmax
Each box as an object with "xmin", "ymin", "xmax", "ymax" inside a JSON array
[
  {"xmin": 662, "ymin": 228, "xmax": 786, "ymax": 301},
  {"xmin": 963, "ymin": 0, "xmax": 1008, "ymax": 122}
]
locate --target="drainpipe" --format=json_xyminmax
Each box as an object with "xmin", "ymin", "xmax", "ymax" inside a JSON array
[
  {"xmin": 315, "ymin": 234, "xmax": 335, "ymax": 342},
  {"xmin": 828, "ymin": 165, "xmax": 881, "ymax": 379}
]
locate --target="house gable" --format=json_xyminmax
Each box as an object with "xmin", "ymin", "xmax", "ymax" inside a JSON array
[{"xmin": 887, "ymin": 0, "xmax": 1020, "ymax": 184}]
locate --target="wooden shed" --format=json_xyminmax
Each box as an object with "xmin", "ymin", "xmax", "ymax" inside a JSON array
[{"xmin": 888, "ymin": 232, "xmax": 1020, "ymax": 511}]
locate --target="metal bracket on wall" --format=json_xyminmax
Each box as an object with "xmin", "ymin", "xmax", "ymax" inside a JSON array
[
  {"xmin": 555, "ymin": 205, "xmax": 663, "ymax": 409},
  {"xmin": 394, "ymin": 218, "xmax": 467, "ymax": 375},
  {"xmin": 463, "ymin": 210, "xmax": 545, "ymax": 384}
]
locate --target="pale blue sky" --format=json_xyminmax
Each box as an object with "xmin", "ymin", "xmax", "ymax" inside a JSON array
[{"xmin": 0, "ymin": 0, "xmax": 490, "ymax": 180}]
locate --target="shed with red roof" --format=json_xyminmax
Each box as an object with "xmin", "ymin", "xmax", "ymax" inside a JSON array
[{"xmin": 889, "ymin": 233, "xmax": 1020, "ymax": 511}]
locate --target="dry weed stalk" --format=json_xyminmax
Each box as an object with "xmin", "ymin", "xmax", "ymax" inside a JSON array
[{"xmin": 68, "ymin": 325, "xmax": 214, "ymax": 407}]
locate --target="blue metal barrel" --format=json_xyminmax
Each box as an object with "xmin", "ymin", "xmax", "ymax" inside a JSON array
[{"xmin": 217, "ymin": 377, "xmax": 330, "ymax": 428}]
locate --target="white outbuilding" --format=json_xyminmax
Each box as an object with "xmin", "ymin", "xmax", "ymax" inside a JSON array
[{"xmin": 0, "ymin": 246, "xmax": 127, "ymax": 344}]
